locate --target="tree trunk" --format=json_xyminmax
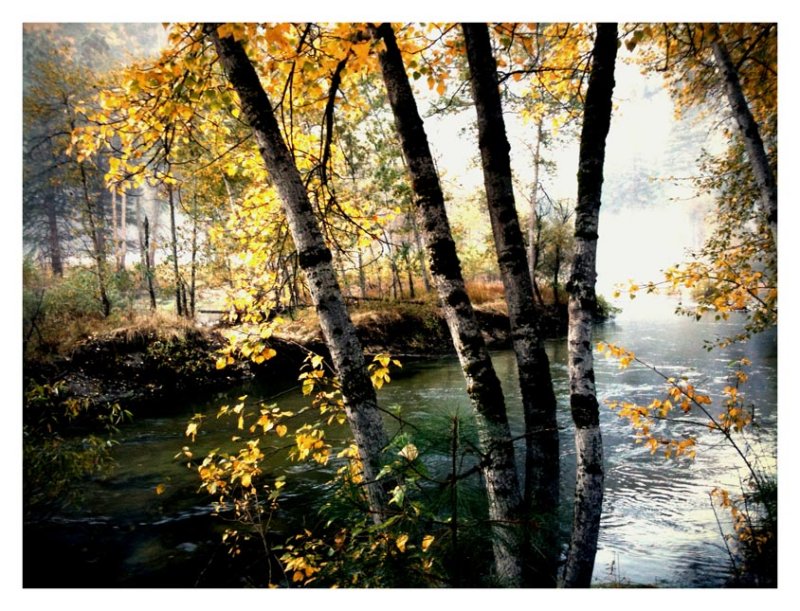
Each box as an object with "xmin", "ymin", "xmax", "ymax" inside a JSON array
[
  {"xmin": 168, "ymin": 183, "xmax": 184, "ymax": 317},
  {"xmin": 78, "ymin": 163, "xmax": 111, "ymax": 317},
  {"xmin": 143, "ymin": 215, "xmax": 157, "ymax": 310},
  {"xmin": 710, "ymin": 25, "xmax": 777, "ymax": 248},
  {"xmin": 46, "ymin": 190, "xmax": 63, "ymax": 277},
  {"xmin": 403, "ymin": 245, "xmax": 416, "ymax": 298},
  {"xmin": 552, "ymin": 244, "xmax": 562, "ymax": 307},
  {"xmin": 207, "ymin": 24, "xmax": 392, "ymax": 522},
  {"xmin": 120, "ymin": 191, "xmax": 128, "ymax": 271},
  {"xmin": 190, "ymin": 192, "xmax": 198, "ymax": 319},
  {"xmin": 463, "ymin": 22, "xmax": 560, "ymax": 586},
  {"xmin": 358, "ymin": 250, "xmax": 367, "ymax": 298},
  {"xmin": 409, "ymin": 211, "xmax": 431, "ymax": 293},
  {"xmin": 111, "ymin": 189, "xmax": 119, "ymax": 270},
  {"xmin": 371, "ymin": 22, "xmax": 524, "ymax": 586},
  {"xmin": 529, "ymin": 118, "xmax": 543, "ymax": 287},
  {"xmin": 562, "ymin": 22, "xmax": 618, "ymax": 588}
]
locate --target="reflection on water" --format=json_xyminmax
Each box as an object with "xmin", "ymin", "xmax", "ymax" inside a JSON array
[{"xmin": 31, "ymin": 312, "xmax": 776, "ymax": 587}]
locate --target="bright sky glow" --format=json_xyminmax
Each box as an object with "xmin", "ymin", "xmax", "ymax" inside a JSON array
[{"xmin": 424, "ymin": 49, "xmax": 713, "ymax": 320}]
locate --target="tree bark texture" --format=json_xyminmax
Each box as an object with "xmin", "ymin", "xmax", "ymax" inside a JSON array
[
  {"xmin": 562, "ymin": 22, "xmax": 618, "ymax": 588},
  {"xmin": 371, "ymin": 22, "xmax": 524, "ymax": 586},
  {"xmin": 462, "ymin": 22, "xmax": 560, "ymax": 587},
  {"xmin": 710, "ymin": 26, "xmax": 777, "ymax": 247},
  {"xmin": 207, "ymin": 24, "xmax": 391, "ymax": 522}
]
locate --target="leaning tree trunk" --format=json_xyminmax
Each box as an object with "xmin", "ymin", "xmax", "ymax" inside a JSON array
[
  {"xmin": 462, "ymin": 22, "xmax": 560, "ymax": 587},
  {"xmin": 371, "ymin": 22, "xmax": 524, "ymax": 586},
  {"xmin": 562, "ymin": 22, "xmax": 618, "ymax": 588},
  {"xmin": 207, "ymin": 24, "xmax": 391, "ymax": 522},
  {"xmin": 709, "ymin": 24, "xmax": 777, "ymax": 248}
]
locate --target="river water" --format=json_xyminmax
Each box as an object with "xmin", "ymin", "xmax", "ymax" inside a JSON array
[{"xmin": 25, "ymin": 308, "xmax": 777, "ymax": 587}]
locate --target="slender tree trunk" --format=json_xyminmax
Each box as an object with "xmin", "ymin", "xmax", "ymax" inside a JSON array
[
  {"xmin": 120, "ymin": 191, "xmax": 128, "ymax": 271},
  {"xmin": 409, "ymin": 212, "xmax": 431, "ymax": 293},
  {"xmin": 386, "ymin": 232, "xmax": 403, "ymax": 300},
  {"xmin": 168, "ymin": 183, "xmax": 184, "ymax": 316},
  {"xmin": 336, "ymin": 252, "xmax": 351, "ymax": 298},
  {"xmin": 111, "ymin": 189, "xmax": 119, "ymax": 270},
  {"xmin": 190, "ymin": 193, "xmax": 198, "ymax": 318},
  {"xmin": 371, "ymin": 22, "xmax": 523, "ymax": 585},
  {"xmin": 529, "ymin": 118, "xmax": 543, "ymax": 286},
  {"xmin": 562, "ymin": 22, "xmax": 618, "ymax": 588},
  {"xmin": 222, "ymin": 173, "xmax": 237, "ymax": 212},
  {"xmin": 710, "ymin": 25, "xmax": 777, "ymax": 247},
  {"xmin": 358, "ymin": 250, "xmax": 367, "ymax": 298},
  {"xmin": 208, "ymin": 24, "xmax": 392, "ymax": 522},
  {"xmin": 552, "ymin": 244, "xmax": 562, "ymax": 307},
  {"xmin": 143, "ymin": 216, "xmax": 157, "ymax": 310},
  {"xmin": 403, "ymin": 245, "xmax": 416, "ymax": 298},
  {"xmin": 78, "ymin": 163, "xmax": 111, "ymax": 317},
  {"xmin": 463, "ymin": 22, "xmax": 560, "ymax": 586},
  {"xmin": 46, "ymin": 190, "xmax": 63, "ymax": 277}
]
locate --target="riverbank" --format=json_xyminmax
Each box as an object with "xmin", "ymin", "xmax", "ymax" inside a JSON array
[{"xmin": 23, "ymin": 298, "xmax": 589, "ymax": 419}]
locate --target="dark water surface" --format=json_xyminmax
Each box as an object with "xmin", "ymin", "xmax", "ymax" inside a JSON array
[{"xmin": 24, "ymin": 310, "xmax": 777, "ymax": 587}]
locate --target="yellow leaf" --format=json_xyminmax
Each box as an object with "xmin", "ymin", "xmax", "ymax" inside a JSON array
[
  {"xmin": 276, "ymin": 424, "xmax": 288, "ymax": 437},
  {"xmin": 215, "ymin": 357, "xmax": 227, "ymax": 370},
  {"xmin": 398, "ymin": 443, "xmax": 418, "ymax": 462},
  {"xmin": 241, "ymin": 473, "xmax": 252, "ymax": 488},
  {"xmin": 155, "ymin": 483, "xmax": 166, "ymax": 495},
  {"xmin": 185, "ymin": 421, "xmax": 198, "ymax": 441},
  {"xmin": 421, "ymin": 534, "xmax": 434, "ymax": 552},
  {"xmin": 396, "ymin": 533, "xmax": 409, "ymax": 553}
]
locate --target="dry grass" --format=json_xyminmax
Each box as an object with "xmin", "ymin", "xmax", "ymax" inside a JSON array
[
  {"xmin": 103, "ymin": 310, "xmax": 199, "ymax": 345},
  {"xmin": 465, "ymin": 279, "xmax": 505, "ymax": 305}
]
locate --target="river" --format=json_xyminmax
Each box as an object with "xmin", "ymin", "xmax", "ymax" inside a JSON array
[{"xmin": 24, "ymin": 308, "xmax": 777, "ymax": 587}]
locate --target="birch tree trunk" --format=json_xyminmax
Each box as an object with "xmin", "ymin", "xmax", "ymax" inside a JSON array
[
  {"xmin": 710, "ymin": 25, "xmax": 777, "ymax": 248},
  {"xmin": 462, "ymin": 22, "xmax": 560, "ymax": 586},
  {"xmin": 207, "ymin": 25, "xmax": 391, "ymax": 522},
  {"xmin": 562, "ymin": 22, "xmax": 618, "ymax": 588},
  {"xmin": 371, "ymin": 22, "xmax": 524, "ymax": 586}
]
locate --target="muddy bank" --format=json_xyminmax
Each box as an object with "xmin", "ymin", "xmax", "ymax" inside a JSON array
[
  {"xmin": 23, "ymin": 326, "xmax": 308, "ymax": 420},
  {"xmin": 280, "ymin": 300, "xmax": 571, "ymax": 360}
]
